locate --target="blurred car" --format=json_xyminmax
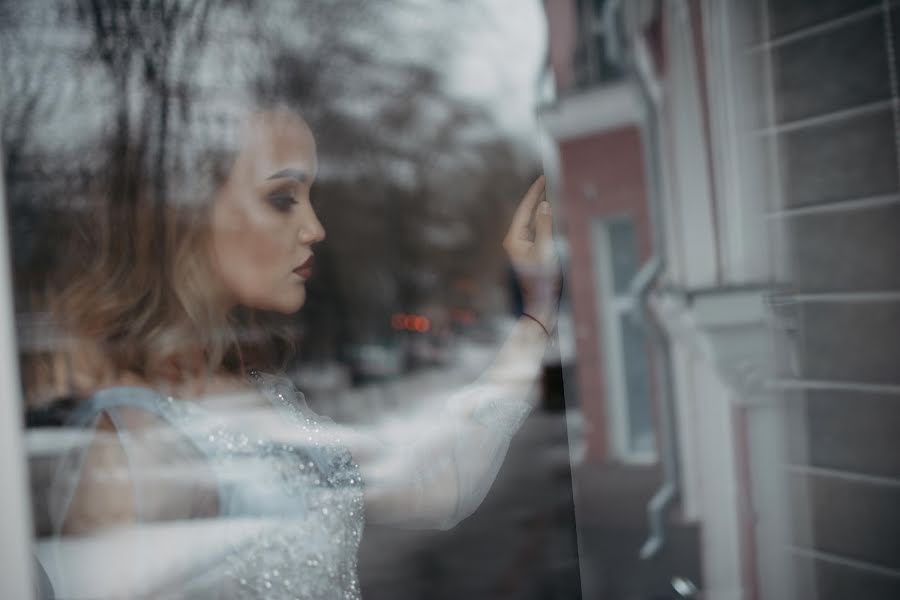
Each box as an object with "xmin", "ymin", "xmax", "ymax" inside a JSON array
[
  {"xmin": 394, "ymin": 305, "xmax": 455, "ymax": 369},
  {"xmin": 344, "ymin": 342, "xmax": 405, "ymax": 383},
  {"xmin": 407, "ymin": 331, "xmax": 454, "ymax": 367}
]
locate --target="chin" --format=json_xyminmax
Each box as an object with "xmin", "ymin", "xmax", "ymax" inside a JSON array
[
  {"xmin": 277, "ymin": 303, "xmax": 305, "ymax": 315},
  {"xmin": 239, "ymin": 284, "xmax": 306, "ymax": 314},
  {"xmin": 273, "ymin": 289, "xmax": 307, "ymax": 314}
]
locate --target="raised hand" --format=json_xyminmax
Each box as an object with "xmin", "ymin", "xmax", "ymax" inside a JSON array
[{"xmin": 502, "ymin": 175, "xmax": 560, "ymax": 332}]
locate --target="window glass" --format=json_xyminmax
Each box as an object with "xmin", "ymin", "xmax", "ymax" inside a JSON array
[
  {"xmin": 9, "ymin": 1, "xmax": 890, "ymax": 599},
  {"xmin": 619, "ymin": 314, "xmax": 655, "ymax": 456},
  {"xmin": 2, "ymin": 2, "xmax": 583, "ymax": 598},
  {"xmin": 571, "ymin": 0, "xmax": 623, "ymax": 89},
  {"xmin": 607, "ymin": 217, "xmax": 640, "ymax": 295}
]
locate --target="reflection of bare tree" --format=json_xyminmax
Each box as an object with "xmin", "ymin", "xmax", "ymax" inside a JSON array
[
  {"xmin": 2, "ymin": 0, "xmax": 543, "ymax": 364},
  {"xmin": 1, "ymin": 6, "xmax": 87, "ymax": 309},
  {"xmin": 74, "ymin": 0, "xmax": 215, "ymax": 194}
]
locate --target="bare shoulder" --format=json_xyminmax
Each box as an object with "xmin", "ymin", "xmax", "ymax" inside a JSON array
[
  {"xmin": 61, "ymin": 412, "xmax": 137, "ymax": 535},
  {"xmin": 60, "ymin": 398, "xmax": 220, "ymax": 535}
]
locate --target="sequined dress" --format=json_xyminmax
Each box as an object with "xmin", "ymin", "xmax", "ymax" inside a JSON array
[
  {"xmin": 42, "ymin": 369, "xmax": 532, "ymax": 599},
  {"xmin": 45, "ymin": 371, "xmax": 366, "ymax": 599}
]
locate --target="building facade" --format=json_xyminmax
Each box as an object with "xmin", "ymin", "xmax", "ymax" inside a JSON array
[{"xmin": 543, "ymin": 0, "xmax": 900, "ymax": 598}]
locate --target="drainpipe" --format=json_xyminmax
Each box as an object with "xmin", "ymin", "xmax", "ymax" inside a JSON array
[{"xmin": 604, "ymin": 1, "xmax": 682, "ymax": 560}]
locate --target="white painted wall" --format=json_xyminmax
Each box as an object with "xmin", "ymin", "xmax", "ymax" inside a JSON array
[
  {"xmin": 661, "ymin": 0, "xmax": 719, "ymax": 289},
  {"xmin": 0, "ymin": 147, "xmax": 36, "ymax": 599}
]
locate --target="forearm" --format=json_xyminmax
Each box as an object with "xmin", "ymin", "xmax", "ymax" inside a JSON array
[
  {"xmin": 359, "ymin": 320, "xmax": 548, "ymax": 527},
  {"xmin": 363, "ymin": 176, "xmax": 561, "ymax": 529},
  {"xmin": 454, "ymin": 310, "xmax": 554, "ymax": 429},
  {"xmin": 485, "ymin": 314, "xmax": 551, "ymax": 384}
]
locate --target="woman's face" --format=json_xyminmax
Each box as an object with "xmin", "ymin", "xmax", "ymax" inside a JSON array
[{"xmin": 209, "ymin": 109, "xmax": 324, "ymax": 314}]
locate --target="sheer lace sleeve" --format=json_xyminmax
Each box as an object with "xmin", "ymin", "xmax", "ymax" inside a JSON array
[
  {"xmin": 356, "ymin": 380, "xmax": 534, "ymax": 529},
  {"xmin": 357, "ymin": 318, "xmax": 548, "ymax": 529}
]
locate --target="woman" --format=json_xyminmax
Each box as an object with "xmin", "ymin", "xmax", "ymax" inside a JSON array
[{"xmin": 8, "ymin": 6, "xmax": 559, "ymax": 599}]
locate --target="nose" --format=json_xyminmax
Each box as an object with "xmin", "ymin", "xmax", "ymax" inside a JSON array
[{"xmin": 299, "ymin": 205, "xmax": 326, "ymax": 245}]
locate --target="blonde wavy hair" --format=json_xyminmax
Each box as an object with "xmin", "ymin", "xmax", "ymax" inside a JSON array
[
  {"xmin": 22, "ymin": 122, "xmax": 290, "ymax": 404},
  {"xmin": 7, "ymin": 5, "xmax": 298, "ymax": 405}
]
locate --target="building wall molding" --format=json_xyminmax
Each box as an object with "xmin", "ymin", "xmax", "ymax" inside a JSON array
[
  {"xmin": 653, "ymin": 289, "xmax": 773, "ymax": 404},
  {"xmin": 538, "ymin": 82, "xmax": 641, "ymax": 141},
  {"xmin": 652, "ymin": 286, "xmax": 777, "ymax": 600}
]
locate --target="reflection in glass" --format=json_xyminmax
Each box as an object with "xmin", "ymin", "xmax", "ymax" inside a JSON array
[{"xmin": 3, "ymin": 2, "xmax": 581, "ymax": 599}]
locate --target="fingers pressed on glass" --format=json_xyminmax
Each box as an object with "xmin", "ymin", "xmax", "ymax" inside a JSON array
[
  {"xmin": 511, "ymin": 176, "xmax": 545, "ymax": 232},
  {"xmin": 504, "ymin": 176, "xmax": 546, "ymax": 250}
]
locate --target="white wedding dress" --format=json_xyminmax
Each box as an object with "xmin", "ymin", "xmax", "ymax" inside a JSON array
[{"xmin": 39, "ymin": 370, "xmax": 533, "ymax": 599}]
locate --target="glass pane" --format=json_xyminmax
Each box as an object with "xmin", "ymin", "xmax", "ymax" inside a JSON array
[
  {"xmin": 594, "ymin": 34, "xmax": 625, "ymax": 83},
  {"xmin": 619, "ymin": 315, "xmax": 655, "ymax": 455},
  {"xmin": 2, "ymin": 3, "xmax": 582, "ymax": 599},
  {"xmin": 607, "ymin": 218, "xmax": 640, "ymax": 295},
  {"xmin": 571, "ymin": 0, "xmax": 623, "ymax": 89},
  {"xmin": 8, "ymin": 1, "xmax": 895, "ymax": 599}
]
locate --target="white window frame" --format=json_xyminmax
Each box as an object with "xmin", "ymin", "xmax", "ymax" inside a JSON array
[
  {"xmin": 700, "ymin": 0, "xmax": 802, "ymax": 598},
  {"xmin": 591, "ymin": 216, "xmax": 657, "ymax": 464},
  {"xmin": 0, "ymin": 145, "xmax": 37, "ymax": 599}
]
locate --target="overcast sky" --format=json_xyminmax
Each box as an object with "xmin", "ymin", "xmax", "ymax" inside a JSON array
[
  {"xmin": 443, "ymin": 0, "xmax": 548, "ymax": 140},
  {"xmin": 372, "ymin": 0, "xmax": 549, "ymax": 145}
]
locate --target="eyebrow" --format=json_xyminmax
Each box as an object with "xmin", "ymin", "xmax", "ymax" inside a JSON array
[{"xmin": 266, "ymin": 168, "xmax": 309, "ymax": 182}]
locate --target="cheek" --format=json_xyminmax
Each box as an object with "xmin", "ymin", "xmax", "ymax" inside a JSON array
[{"xmin": 213, "ymin": 200, "xmax": 298, "ymax": 306}]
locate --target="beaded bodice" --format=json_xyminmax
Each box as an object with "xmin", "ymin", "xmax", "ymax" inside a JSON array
[
  {"xmin": 47, "ymin": 367, "xmax": 534, "ymax": 599},
  {"xmin": 226, "ymin": 370, "xmax": 364, "ymax": 599},
  {"xmin": 51, "ymin": 371, "xmax": 365, "ymax": 599}
]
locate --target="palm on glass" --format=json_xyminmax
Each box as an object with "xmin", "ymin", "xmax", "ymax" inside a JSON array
[{"xmin": 503, "ymin": 175, "xmax": 561, "ymax": 332}]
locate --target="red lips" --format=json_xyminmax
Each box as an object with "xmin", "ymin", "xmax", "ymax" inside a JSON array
[{"xmin": 294, "ymin": 255, "xmax": 314, "ymax": 279}]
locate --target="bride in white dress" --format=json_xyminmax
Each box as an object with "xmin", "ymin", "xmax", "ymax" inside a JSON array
[
  {"xmin": 8, "ymin": 5, "xmax": 560, "ymax": 599},
  {"xmin": 39, "ymin": 114, "xmax": 557, "ymax": 600}
]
